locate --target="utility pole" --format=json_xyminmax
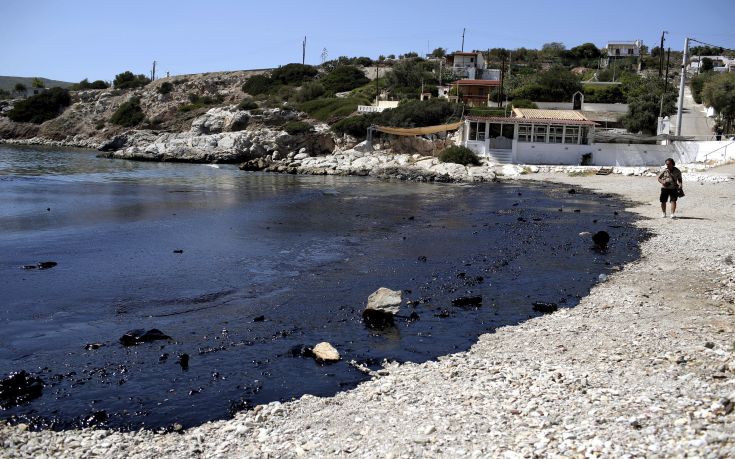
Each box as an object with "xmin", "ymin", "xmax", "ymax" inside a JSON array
[
  {"xmin": 302, "ymin": 35, "xmax": 306, "ymax": 65},
  {"xmin": 658, "ymin": 31, "xmax": 667, "ymax": 77},
  {"xmin": 676, "ymin": 37, "xmax": 690, "ymax": 137},
  {"xmin": 151, "ymin": 61, "xmax": 156, "ymax": 81},
  {"xmin": 498, "ymin": 51, "xmax": 506, "ymax": 107},
  {"xmin": 461, "ymin": 28, "xmax": 465, "ymax": 52},
  {"xmin": 659, "ymin": 47, "xmax": 672, "ymax": 118}
]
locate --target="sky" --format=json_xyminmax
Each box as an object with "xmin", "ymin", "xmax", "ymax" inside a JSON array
[{"xmin": 1, "ymin": 0, "xmax": 733, "ymax": 82}]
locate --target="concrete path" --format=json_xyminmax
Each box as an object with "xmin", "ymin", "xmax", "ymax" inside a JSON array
[{"xmin": 672, "ymin": 85, "xmax": 714, "ymax": 139}]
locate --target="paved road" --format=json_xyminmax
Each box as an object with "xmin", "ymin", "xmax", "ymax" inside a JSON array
[{"xmin": 671, "ymin": 84, "xmax": 714, "ymax": 139}]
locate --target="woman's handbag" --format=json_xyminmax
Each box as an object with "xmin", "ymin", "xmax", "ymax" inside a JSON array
[{"xmin": 677, "ymin": 188, "xmax": 685, "ymax": 198}]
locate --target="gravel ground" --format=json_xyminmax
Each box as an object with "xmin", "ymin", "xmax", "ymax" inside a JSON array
[{"xmin": 2, "ymin": 164, "xmax": 734, "ymax": 458}]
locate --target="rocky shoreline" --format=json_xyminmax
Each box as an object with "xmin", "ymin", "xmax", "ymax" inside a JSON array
[{"xmin": 2, "ymin": 162, "xmax": 734, "ymax": 458}]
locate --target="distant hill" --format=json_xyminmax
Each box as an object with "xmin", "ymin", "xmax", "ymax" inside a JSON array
[{"xmin": 0, "ymin": 76, "xmax": 74, "ymax": 92}]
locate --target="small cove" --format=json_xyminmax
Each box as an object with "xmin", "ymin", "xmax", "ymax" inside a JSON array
[{"xmin": 0, "ymin": 145, "xmax": 646, "ymax": 430}]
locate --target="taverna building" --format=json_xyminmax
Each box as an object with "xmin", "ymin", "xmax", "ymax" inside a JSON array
[{"xmin": 463, "ymin": 108, "xmax": 597, "ymax": 164}]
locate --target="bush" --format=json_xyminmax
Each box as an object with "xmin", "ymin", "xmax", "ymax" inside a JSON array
[
  {"xmin": 510, "ymin": 99, "xmax": 538, "ymax": 108},
  {"xmin": 178, "ymin": 93, "xmax": 225, "ymax": 111},
  {"xmin": 70, "ymin": 78, "xmax": 110, "ymax": 90},
  {"xmin": 331, "ymin": 114, "xmax": 380, "ymax": 138},
  {"xmin": 321, "ymin": 65, "xmax": 369, "ymax": 93},
  {"xmin": 283, "ymin": 121, "xmax": 314, "ymax": 135},
  {"xmin": 381, "ymin": 99, "xmax": 461, "ymax": 128},
  {"xmin": 113, "ymin": 71, "xmax": 151, "ymax": 90},
  {"xmin": 582, "ymin": 84, "xmax": 625, "ymax": 103},
  {"xmin": 110, "ymin": 97, "xmax": 145, "ymax": 126},
  {"xmin": 298, "ymin": 97, "xmax": 367, "ymax": 121},
  {"xmin": 439, "ymin": 146, "xmax": 481, "ymax": 166},
  {"xmin": 294, "ymin": 81, "xmax": 325, "ymax": 102},
  {"xmin": 7, "ymin": 87, "xmax": 71, "ymax": 123},
  {"xmin": 270, "ymin": 63, "xmax": 318, "ymax": 85},
  {"xmin": 237, "ymin": 98, "xmax": 258, "ymax": 110},
  {"xmin": 158, "ymin": 82, "xmax": 174, "ymax": 94},
  {"xmin": 242, "ymin": 74, "xmax": 273, "ymax": 95}
]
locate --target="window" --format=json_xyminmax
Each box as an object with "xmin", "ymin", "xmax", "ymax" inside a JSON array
[
  {"xmin": 469, "ymin": 122, "xmax": 485, "ymax": 141},
  {"xmin": 488, "ymin": 123, "xmax": 502, "ymax": 138},
  {"xmin": 533, "ymin": 124, "xmax": 547, "ymax": 143},
  {"xmin": 501, "ymin": 124, "xmax": 514, "ymax": 139},
  {"xmin": 549, "ymin": 125, "xmax": 564, "ymax": 143},
  {"xmin": 628, "ymin": 48, "xmax": 634, "ymax": 55},
  {"xmin": 564, "ymin": 126, "xmax": 580, "ymax": 144},
  {"xmin": 518, "ymin": 124, "xmax": 532, "ymax": 142},
  {"xmin": 581, "ymin": 127, "xmax": 589, "ymax": 145},
  {"xmin": 615, "ymin": 49, "xmax": 621, "ymax": 56}
]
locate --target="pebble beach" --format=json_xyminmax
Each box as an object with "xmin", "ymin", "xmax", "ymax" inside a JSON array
[{"xmin": 2, "ymin": 163, "xmax": 734, "ymax": 458}]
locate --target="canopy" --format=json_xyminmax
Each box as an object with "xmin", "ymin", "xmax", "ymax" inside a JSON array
[{"xmin": 373, "ymin": 121, "xmax": 463, "ymax": 137}]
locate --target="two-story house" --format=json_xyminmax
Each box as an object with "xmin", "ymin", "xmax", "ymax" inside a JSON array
[{"xmin": 442, "ymin": 51, "xmax": 502, "ymax": 107}]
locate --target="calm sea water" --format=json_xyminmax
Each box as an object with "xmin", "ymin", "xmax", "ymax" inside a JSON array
[{"xmin": 0, "ymin": 145, "xmax": 645, "ymax": 430}]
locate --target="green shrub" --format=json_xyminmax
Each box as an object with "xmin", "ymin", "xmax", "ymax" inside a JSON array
[
  {"xmin": 331, "ymin": 114, "xmax": 380, "ymax": 138},
  {"xmin": 294, "ymin": 81, "xmax": 325, "ymax": 102},
  {"xmin": 70, "ymin": 78, "xmax": 110, "ymax": 90},
  {"xmin": 321, "ymin": 65, "xmax": 369, "ymax": 93},
  {"xmin": 110, "ymin": 97, "xmax": 145, "ymax": 126},
  {"xmin": 582, "ymin": 84, "xmax": 625, "ymax": 103},
  {"xmin": 283, "ymin": 121, "xmax": 314, "ymax": 135},
  {"xmin": 0, "ymin": 88, "xmax": 11, "ymax": 99},
  {"xmin": 510, "ymin": 99, "xmax": 538, "ymax": 109},
  {"xmin": 178, "ymin": 93, "xmax": 224, "ymax": 111},
  {"xmin": 298, "ymin": 97, "xmax": 367, "ymax": 121},
  {"xmin": 7, "ymin": 87, "xmax": 71, "ymax": 123},
  {"xmin": 242, "ymin": 74, "xmax": 273, "ymax": 95},
  {"xmin": 158, "ymin": 82, "xmax": 174, "ymax": 94},
  {"xmin": 381, "ymin": 99, "xmax": 461, "ymax": 128},
  {"xmin": 113, "ymin": 71, "xmax": 151, "ymax": 90},
  {"xmin": 237, "ymin": 98, "xmax": 258, "ymax": 110},
  {"xmin": 270, "ymin": 63, "xmax": 318, "ymax": 85},
  {"xmin": 439, "ymin": 146, "xmax": 481, "ymax": 166}
]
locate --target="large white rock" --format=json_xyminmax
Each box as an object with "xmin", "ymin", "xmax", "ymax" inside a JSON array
[
  {"xmin": 365, "ymin": 288, "xmax": 402, "ymax": 315},
  {"xmin": 313, "ymin": 342, "xmax": 340, "ymax": 362}
]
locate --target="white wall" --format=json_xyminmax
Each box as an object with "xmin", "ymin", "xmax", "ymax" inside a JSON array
[
  {"xmin": 591, "ymin": 144, "xmax": 674, "ymax": 166},
  {"xmin": 515, "ymin": 142, "xmax": 594, "ymax": 165},
  {"xmin": 674, "ymin": 140, "xmax": 735, "ymax": 163}
]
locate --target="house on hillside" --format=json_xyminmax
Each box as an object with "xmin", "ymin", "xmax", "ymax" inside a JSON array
[
  {"xmin": 463, "ymin": 108, "xmax": 597, "ymax": 164},
  {"xmin": 605, "ymin": 40, "xmax": 642, "ymax": 68},
  {"xmin": 688, "ymin": 55, "xmax": 735, "ymax": 73},
  {"xmin": 445, "ymin": 52, "xmax": 500, "ymax": 80},
  {"xmin": 447, "ymin": 79, "xmax": 500, "ymax": 107}
]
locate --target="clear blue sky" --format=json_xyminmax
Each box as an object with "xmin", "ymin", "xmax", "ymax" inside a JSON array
[{"xmin": 1, "ymin": 0, "xmax": 733, "ymax": 82}]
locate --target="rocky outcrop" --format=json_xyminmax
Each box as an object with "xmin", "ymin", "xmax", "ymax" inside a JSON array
[{"xmin": 239, "ymin": 146, "xmax": 499, "ymax": 183}]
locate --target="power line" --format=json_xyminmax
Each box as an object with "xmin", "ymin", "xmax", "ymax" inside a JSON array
[{"xmin": 688, "ymin": 38, "xmax": 735, "ymax": 54}]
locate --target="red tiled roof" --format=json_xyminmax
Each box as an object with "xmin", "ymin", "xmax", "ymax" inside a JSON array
[
  {"xmin": 466, "ymin": 115, "xmax": 597, "ymax": 126},
  {"xmin": 454, "ymin": 79, "xmax": 500, "ymax": 86}
]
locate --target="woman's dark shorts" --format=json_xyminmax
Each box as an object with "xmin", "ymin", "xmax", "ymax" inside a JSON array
[{"xmin": 660, "ymin": 188, "xmax": 678, "ymax": 203}]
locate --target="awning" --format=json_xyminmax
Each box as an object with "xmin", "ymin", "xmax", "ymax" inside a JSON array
[{"xmin": 373, "ymin": 121, "xmax": 463, "ymax": 136}]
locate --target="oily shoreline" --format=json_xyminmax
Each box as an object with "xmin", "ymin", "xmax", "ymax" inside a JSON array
[{"xmin": 1, "ymin": 161, "xmax": 733, "ymax": 457}]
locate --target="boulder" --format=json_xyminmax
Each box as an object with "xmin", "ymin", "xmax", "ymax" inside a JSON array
[
  {"xmin": 312, "ymin": 342, "xmax": 340, "ymax": 362},
  {"xmin": 365, "ymin": 288, "xmax": 402, "ymax": 315}
]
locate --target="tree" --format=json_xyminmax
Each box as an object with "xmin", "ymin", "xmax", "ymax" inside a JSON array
[
  {"xmin": 700, "ymin": 57, "xmax": 714, "ymax": 73},
  {"xmin": 320, "ymin": 65, "xmax": 369, "ymax": 93},
  {"xmin": 510, "ymin": 66, "xmax": 582, "ymax": 102},
  {"xmin": 702, "ymin": 73, "xmax": 735, "ymax": 133},
  {"xmin": 384, "ymin": 58, "xmax": 435, "ymax": 99},
  {"xmin": 14, "ymin": 83, "xmax": 27, "ymax": 93},
  {"xmin": 431, "ymin": 47, "xmax": 447, "ymax": 58},
  {"xmin": 7, "ymin": 87, "xmax": 71, "ymax": 123},
  {"xmin": 113, "ymin": 71, "xmax": 151, "ymax": 89},
  {"xmin": 541, "ymin": 42, "xmax": 566, "ymax": 60},
  {"xmin": 32, "ymin": 78, "xmax": 45, "ymax": 88},
  {"xmin": 623, "ymin": 76, "xmax": 676, "ymax": 134}
]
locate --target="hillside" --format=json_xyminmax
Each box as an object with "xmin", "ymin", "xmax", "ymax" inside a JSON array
[{"xmin": 0, "ymin": 75, "xmax": 74, "ymax": 91}]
